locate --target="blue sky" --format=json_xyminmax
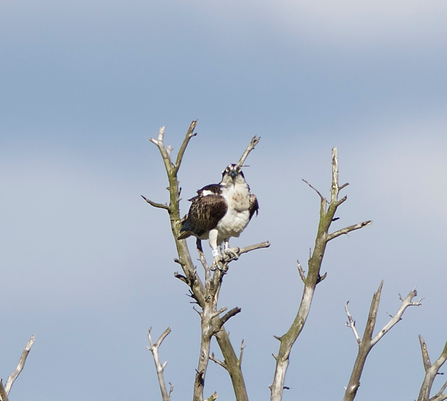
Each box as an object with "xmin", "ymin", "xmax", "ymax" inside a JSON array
[{"xmin": 1, "ymin": 1, "xmax": 447, "ymax": 400}]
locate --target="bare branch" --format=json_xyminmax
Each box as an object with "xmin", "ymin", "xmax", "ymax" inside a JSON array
[
  {"xmin": 331, "ymin": 147, "xmax": 339, "ymax": 203},
  {"xmin": 327, "ymin": 220, "xmax": 373, "ymax": 242},
  {"xmin": 168, "ymin": 383, "xmax": 174, "ymax": 399},
  {"xmin": 196, "ymin": 239, "xmax": 211, "ymax": 282},
  {"xmin": 302, "ymin": 179, "xmax": 324, "ymax": 201},
  {"xmin": 214, "ymin": 241, "xmax": 270, "ymax": 271},
  {"xmin": 150, "ymin": 126, "xmax": 175, "ymax": 172},
  {"xmin": 206, "ymin": 391, "xmax": 218, "ymax": 401},
  {"xmin": 344, "ymin": 302, "xmax": 361, "ymax": 345},
  {"xmin": 431, "ymin": 393, "xmax": 447, "ymax": 401},
  {"xmin": 371, "ymin": 288, "xmax": 421, "ymax": 346},
  {"xmin": 297, "ymin": 260, "xmax": 306, "ymax": 283},
  {"xmin": 149, "ymin": 126, "xmax": 165, "ymax": 146},
  {"xmin": 141, "ymin": 195, "xmax": 171, "ymax": 211},
  {"xmin": 237, "ymin": 241, "xmax": 270, "ymax": 256},
  {"xmin": 236, "ymin": 136, "xmax": 261, "ymax": 168},
  {"xmin": 317, "ymin": 272, "xmax": 327, "ymax": 284},
  {"xmin": 210, "ymin": 307, "xmax": 228, "ymax": 320},
  {"xmin": 173, "ymin": 120, "xmax": 198, "ymax": 175},
  {"xmin": 147, "ymin": 327, "xmax": 173, "ymax": 401},
  {"xmin": 4, "ymin": 334, "xmax": 35, "ymax": 396},
  {"xmin": 239, "ymin": 339, "xmax": 246, "ymax": 367},
  {"xmin": 210, "ymin": 353, "xmax": 228, "ymax": 371},
  {"xmin": 219, "ymin": 307, "xmax": 242, "ymax": 327},
  {"xmin": 174, "ymin": 272, "xmax": 188, "ymax": 284}
]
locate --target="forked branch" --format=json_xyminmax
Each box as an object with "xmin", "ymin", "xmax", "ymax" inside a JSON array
[
  {"xmin": 343, "ymin": 282, "xmax": 422, "ymax": 401},
  {"xmin": 417, "ymin": 336, "xmax": 447, "ymax": 401},
  {"xmin": 147, "ymin": 327, "xmax": 173, "ymax": 401}
]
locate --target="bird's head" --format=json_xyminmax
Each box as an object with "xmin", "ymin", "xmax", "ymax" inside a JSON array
[{"xmin": 221, "ymin": 164, "xmax": 245, "ymax": 185}]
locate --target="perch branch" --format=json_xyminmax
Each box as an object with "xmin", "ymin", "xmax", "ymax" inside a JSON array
[
  {"xmin": 237, "ymin": 241, "xmax": 270, "ymax": 256},
  {"xmin": 4, "ymin": 334, "xmax": 35, "ymax": 396},
  {"xmin": 147, "ymin": 327, "xmax": 173, "ymax": 401},
  {"xmin": 148, "ymin": 125, "xmax": 265, "ymax": 401}
]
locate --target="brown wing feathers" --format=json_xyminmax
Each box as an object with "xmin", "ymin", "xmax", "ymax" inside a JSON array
[
  {"xmin": 248, "ymin": 194, "xmax": 259, "ymax": 220},
  {"xmin": 178, "ymin": 185, "xmax": 228, "ymax": 240}
]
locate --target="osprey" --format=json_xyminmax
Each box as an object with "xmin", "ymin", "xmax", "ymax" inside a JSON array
[{"xmin": 178, "ymin": 164, "xmax": 258, "ymax": 263}]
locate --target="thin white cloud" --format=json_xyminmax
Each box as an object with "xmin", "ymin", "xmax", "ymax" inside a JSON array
[
  {"xmin": 271, "ymin": 0, "xmax": 447, "ymax": 46},
  {"xmin": 185, "ymin": 0, "xmax": 447, "ymax": 48}
]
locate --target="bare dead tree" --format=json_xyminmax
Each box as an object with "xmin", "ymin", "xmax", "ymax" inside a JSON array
[
  {"xmin": 0, "ymin": 335, "xmax": 35, "ymax": 401},
  {"xmin": 143, "ymin": 122, "xmax": 269, "ymax": 401},
  {"xmin": 417, "ymin": 336, "xmax": 447, "ymax": 401},
  {"xmin": 269, "ymin": 147, "xmax": 372, "ymax": 401},
  {"xmin": 343, "ymin": 282, "xmax": 422, "ymax": 401},
  {"xmin": 144, "ymin": 123, "xmax": 446, "ymax": 401}
]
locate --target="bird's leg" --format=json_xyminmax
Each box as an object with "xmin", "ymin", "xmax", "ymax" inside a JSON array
[
  {"xmin": 196, "ymin": 238, "xmax": 204, "ymax": 253},
  {"xmin": 223, "ymin": 239, "xmax": 239, "ymax": 261},
  {"xmin": 208, "ymin": 230, "xmax": 222, "ymax": 267}
]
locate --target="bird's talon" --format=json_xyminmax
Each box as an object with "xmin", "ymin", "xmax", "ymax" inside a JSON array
[{"xmin": 224, "ymin": 247, "xmax": 240, "ymax": 261}]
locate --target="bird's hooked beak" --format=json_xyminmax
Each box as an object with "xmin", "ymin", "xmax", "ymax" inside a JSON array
[
  {"xmin": 222, "ymin": 164, "xmax": 242, "ymax": 181},
  {"xmin": 228, "ymin": 169, "xmax": 238, "ymax": 178}
]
